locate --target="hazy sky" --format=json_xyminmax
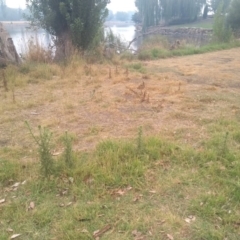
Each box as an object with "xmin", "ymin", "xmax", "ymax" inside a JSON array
[
  {"xmin": 6, "ymin": 0, "xmax": 137, "ymax": 12},
  {"xmin": 108, "ymin": 0, "xmax": 136, "ymax": 12}
]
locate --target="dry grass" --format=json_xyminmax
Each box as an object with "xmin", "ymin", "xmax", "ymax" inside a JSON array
[
  {"xmin": 21, "ymin": 35, "xmax": 53, "ymax": 63},
  {"xmin": 1, "ymin": 48, "xmax": 240, "ymax": 150},
  {"xmin": 1, "ymin": 48, "xmax": 240, "ymax": 239}
]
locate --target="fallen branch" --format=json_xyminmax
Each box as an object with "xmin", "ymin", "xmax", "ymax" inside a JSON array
[
  {"xmin": 126, "ymin": 86, "xmax": 140, "ymax": 97},
  {"xmin": 93, "ymin": 224, "xmax": 111, "ymax": 239}
]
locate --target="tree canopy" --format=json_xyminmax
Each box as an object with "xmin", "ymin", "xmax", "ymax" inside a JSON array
[
  {"xmin": 211, "ymin": 0, "xmax": 231, "ymax": 13},
  {"xmin": 227, "ymin": 0, "xmax": 240, "ymax": 30},
  {"xmin": 0, "ymin": 7, "xmax": 28, "ymax": 21},
  {"xmin": 162, "ymin": 0, "xmax": 206, "ymax": 24},
  {"xmin": 135, "ymin": 0, "xmax": 161, "ymax": 30},
  {"xmin": 26, "ymin": 0, "xmax": 110, "ymax": 50},
  {"xmin": 0, "ymin": 0, "xmax": 5, "ymax": 12},
  {"xmin": 135, "ymin": 0, "xmax": 207, "ymax": 29},
  {"xmin": 0, "ymin": 0, "xmax": 5, "ymax": 7}
]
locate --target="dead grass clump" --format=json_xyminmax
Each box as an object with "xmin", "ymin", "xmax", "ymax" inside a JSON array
[{"xmin": 24, "ymin": 37, "xmax": 53, "ymax": 63}]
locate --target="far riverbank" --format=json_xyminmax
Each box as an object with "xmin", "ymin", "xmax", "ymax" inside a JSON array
[{"xmin": 2, "ymin": 21, "xmax": 136, "ymax": 31}]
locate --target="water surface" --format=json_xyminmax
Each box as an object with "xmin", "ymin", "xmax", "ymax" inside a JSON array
[{"xmin": 4, "ymin": 22, "xmax": 135, "ymax": 54}]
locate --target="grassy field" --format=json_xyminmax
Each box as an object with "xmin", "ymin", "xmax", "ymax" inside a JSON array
[{"xmin": 1, "ymin": 48, "xmax": 240, "ymax": 239}]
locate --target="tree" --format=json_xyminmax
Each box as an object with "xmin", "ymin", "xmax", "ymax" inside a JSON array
[
  {"xmin": 227, "ymin": 0, "xmax": 240, "ymax": 31},
  {"xmin": 0, "ymin": 0, "xmax": 6, "ymax": 16},
  {"xmin": 211, "ymin": 0, "xmax": 231, "ymax": 13},
  {"xmin": 106, "ymin": 10, "xmax": 114, "ymax": 21},
  {"xmin": 213, "ymin": 2, "xmax": 232, "ymax": 42},
  {"xmin": 135, "ymin": 0, "xmax": 161, "ymax": 31},
  {"xmin": 0, "ymin": 0, "xmax": 5, "ymax": 7},
  {"xmin": 161, "ymin": 0, "xmax": 206, "ymax": 25},
  {"xmin": 115, "ymin": 11, "xmax": 129, "ymax": 21},
  {"xmin": 203, "ymin": 4, "xmax": 209, "ymax": 19},
  {"xmin": 132, "ymin": 11, "xmax": 141, "ymax": 23},
  {"xmin": 26, "ymin": 0, "xmax": 110, "ymax": 58},
  {"xmin": 0, "ymin": 7, "xmax": 28, "ymax": 21},
  {"xmin": 135, "ymin": 0, "xmax": 206, "ymax": 29}
]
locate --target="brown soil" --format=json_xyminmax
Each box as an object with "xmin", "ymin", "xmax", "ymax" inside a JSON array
[{"xmin": 1, "ymin": 48, "xmax": 240, "ymax": 156}]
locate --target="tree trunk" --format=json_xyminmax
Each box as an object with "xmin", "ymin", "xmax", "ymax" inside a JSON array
[
  {"xmin": 0, "ymin": 22, "xmax": 21, "ymax": 67},
  {"xmin": 54, "ymin": 31, "xmax": 75, "ymax": 62}
]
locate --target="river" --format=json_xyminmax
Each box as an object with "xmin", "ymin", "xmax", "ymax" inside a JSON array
[{"xmin": 3, "ymin": 21, "xmax": 136, "ymax": 54}]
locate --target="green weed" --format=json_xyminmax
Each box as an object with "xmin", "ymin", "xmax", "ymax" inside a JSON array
[
  {"xmin": 136, "ymin": 126, "xmax": 144, "ymax": 154},
  {"xmin": 62, "ymin": 131, "xmax": 75, "ymax": 168},
  {"xmin": 0, "ymin": 159, "xmax": 20, "ymax": 185},
  {"xmin": 127, "ymin": 62, "xmax": 146, "ymax": 73},
  {"xmin": 233, "ymin": 131, "xmax": 240, "ymax": 143},
  {"xmin": 25, "ymin": 122, "xmax": 54, "ymax": 178}
]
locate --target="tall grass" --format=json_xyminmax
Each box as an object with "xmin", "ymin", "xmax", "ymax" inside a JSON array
[
  {"xmin": 23, "ymin": 36, "xmax": 53, "ymax": 63},
  {"xmin": 25, "ymin": 122, "xmax": 55, "ymax": 178}
]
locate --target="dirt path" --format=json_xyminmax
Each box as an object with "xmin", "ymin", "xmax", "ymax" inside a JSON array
[{"xmin": 1, "ymin": 48, "xmax": 240, "ymax": 155}]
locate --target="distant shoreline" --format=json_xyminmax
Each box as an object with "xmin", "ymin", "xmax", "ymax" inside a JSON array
[
  {"xmin": 2, "ymin": 21, "xmax": 31, "ymax": 32},
  {"xmin": 2, "ymin": 21, "xmax": 135, "ymax": 29},
  {"xmin": 2, "ymin": 21, "xmax": 30, "ymax": 27},
  {"xmin": 2, "ymin": 21, "xmax": 30, "ymax": 24},
  {"xmin": 105, "ymin": 21, "xmax": 135, "ymax": 28}
]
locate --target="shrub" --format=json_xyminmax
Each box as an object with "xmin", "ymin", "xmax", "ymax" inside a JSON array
[
  {"xmin": 26, "ymin": 122, "xmax": 54, "ymax": 178},
  {"xmin": 24, "ymin": 36, "xmax": 53, "ymax": 63},
  {"xmin": 227, "ymin": 0, "xmax": 240, "ymax": 31},
  {"xmin": 213, "ymin": 3, "xmax": 233, "ymax": 43},
  {"xmin": 62, "ymin": 132, "xmax": 75, "ymax": 168}
]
